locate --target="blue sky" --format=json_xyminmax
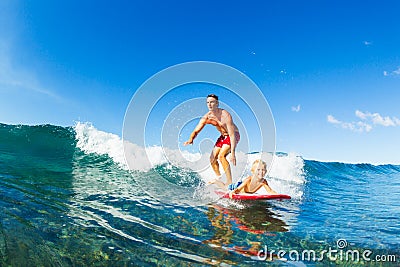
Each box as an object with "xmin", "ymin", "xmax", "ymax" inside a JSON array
[{"xmin": 1, "ymin": 0, "xmax": 400, "ymax": 164}]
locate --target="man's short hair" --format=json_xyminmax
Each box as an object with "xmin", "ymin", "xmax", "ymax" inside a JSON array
[{"xmin": 207, "ymin": 94, "xmax": 219, "ymax": 100}]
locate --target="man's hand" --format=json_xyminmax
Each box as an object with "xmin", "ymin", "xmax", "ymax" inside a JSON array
[
  {"xmin": 183, "ymin": 139, "xmax": 193, "ymax": 146},
  {"xmin": 230, "ymin": 152, "xmax": 236, "ymax": 166},
  {"xmin": 229, "ymin": 191, "xmax": 234, "ymax": 199}
]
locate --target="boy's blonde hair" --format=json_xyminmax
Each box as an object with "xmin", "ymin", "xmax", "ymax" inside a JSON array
[{"xmin": 251, "ymin": 159, "xmax": 267, "ymax": 173}]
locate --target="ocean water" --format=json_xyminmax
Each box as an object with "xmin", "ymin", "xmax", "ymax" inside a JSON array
[{"xmin": 0, "ymin": 122, "xmax": 399, "ymax": 266}]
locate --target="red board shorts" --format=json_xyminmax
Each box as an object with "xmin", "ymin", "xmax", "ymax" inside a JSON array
[{"xmin": 215, "ymin": 132, "xmax": 240, "ymax": 148}]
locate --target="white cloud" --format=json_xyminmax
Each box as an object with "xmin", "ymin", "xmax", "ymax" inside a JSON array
[
  {"xmin": 327, "ymin": 110, "xmax": 400, "ymax": 133},
  {"xmin": 383, "ymin": 67, "xmax": 400, "ymax": 77},
  {"xmin": 371, "ymin": 113, "xmax": 396, "ymax": 126},
  {"xmin": 363, "ymin": 41, "xmax": 372, "ymax": 46},
  {"xmin": 393, "ymin": 67, "xmax": 400, "ymax": 75},
  {"xmin": 327, "ymin": 115, "xmax": 340, "ymax": 124},
  {"xmin": 291, "ymin": 104, "xmax": 301, "ymax": 112},
  {"xmin": 356, "ymin": 121, "xmax": 373, "ymax": 132},
  {"xmin": 327, "ymin": 115, "xmax": 372, "ymax": 133},
  {"xmin": 355, "ymin": 110, "xmax": 399, "ymax": 127},
  {"xmin": 355, "ymin": 110, "xmax": 367, "ymax": 120}
]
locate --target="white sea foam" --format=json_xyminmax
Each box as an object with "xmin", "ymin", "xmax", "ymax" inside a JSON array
[
  {"xmin": 74, "ymin": 122, "xmax": 128, "ymax": 167},
  {"xmin": 260, "ymin": 152, "xmax": 305, "ymax": 199},
  {"xmin": 74, "ymin": 122, "xmax": 305, "ymax": 199}
]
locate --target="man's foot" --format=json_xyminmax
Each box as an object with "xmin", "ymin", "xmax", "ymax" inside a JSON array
[
  {"xmin": 207, "ymin": 175, "xmax": 222, "ymax": 185},
  {"xmin": 213, "ymin": 180, "xmax": 227, "ymax": 190},
  {"xmin": 207, "ymin": 176, "xmax": 227, "ymax": 190}
]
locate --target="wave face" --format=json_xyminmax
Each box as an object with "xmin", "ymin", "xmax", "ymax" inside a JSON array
[{"xmin": 0, "ymin": 123, "xmax": 399, "ymax": 266}]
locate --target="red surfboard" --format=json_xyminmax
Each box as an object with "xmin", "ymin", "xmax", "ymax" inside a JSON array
[{"xmin": 215, "ymin": 190, "xmax": 291, "ymax": 200}]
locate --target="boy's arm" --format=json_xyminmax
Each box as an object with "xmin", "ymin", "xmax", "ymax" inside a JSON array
[
  {"xmin": 184, "ymin": 116, "xmax": 206, "ymax": 145},
  {"xmin": 229, "ymin": 177, "xmax": 249, "ymax": 198},
  {"xmin": 262, "ymin": 180, "xmax": 278, "ymax": 195}
]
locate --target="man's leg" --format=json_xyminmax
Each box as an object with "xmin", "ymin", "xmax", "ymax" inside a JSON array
[
  {"xmin": 217, "ymin": 144, "xmax": 233, "ymax": 186},
  {"xmin": 208, "ymin": 146, "xmax": 226, "ymax": 188},
  {"xmin": 210, "ymin": 146, "xmax": 221, "ymax": 177}
]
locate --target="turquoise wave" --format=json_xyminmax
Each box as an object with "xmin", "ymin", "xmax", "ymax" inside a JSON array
[{"xmin": 0, "ymin": 123, "xmax": 399, "ymax": 266}]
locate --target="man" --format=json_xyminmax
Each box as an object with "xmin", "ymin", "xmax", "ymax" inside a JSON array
[{"xmin": 184, "ymin": 94, "xmax": 240, "ymax": 189}]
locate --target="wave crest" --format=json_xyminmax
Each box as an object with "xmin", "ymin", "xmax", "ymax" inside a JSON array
[{"xmin": 73, "ymin": 122, "xmax": 306, "ymax": 199}]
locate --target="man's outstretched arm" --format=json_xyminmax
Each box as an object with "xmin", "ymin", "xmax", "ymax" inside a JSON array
[{"xmin": 184, "ymin": 117, "xmax": 206, "ymax": 145}]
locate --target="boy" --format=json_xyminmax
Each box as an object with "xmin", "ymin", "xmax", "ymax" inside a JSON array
[{"xmin": 229, "ymin": 159, "xmax": 278, "ymax": 199}]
